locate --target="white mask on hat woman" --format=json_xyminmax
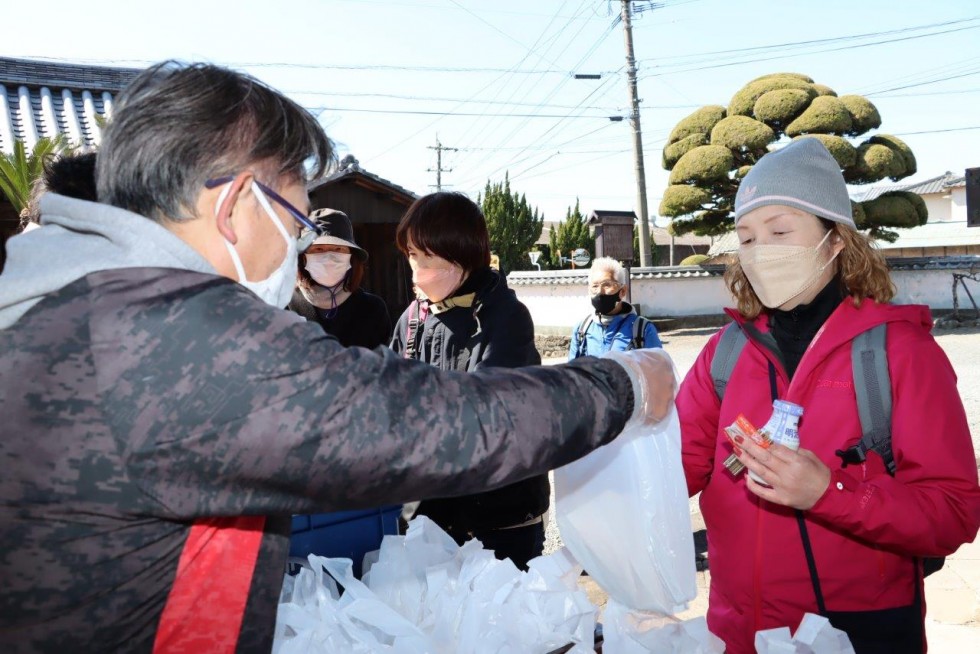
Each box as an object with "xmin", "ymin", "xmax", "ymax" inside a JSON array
[{"xmin": 305, "ymin": 252, "xmax": 351, "ymax": 288}]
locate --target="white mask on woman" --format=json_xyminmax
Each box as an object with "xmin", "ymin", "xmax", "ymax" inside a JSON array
[
  {"xmin": 305, "ymin": 252, "xmax": 351, "ymax": 288},
  {"xmin": 218, "ymin": 182, "xmax": 297, "ymax": 308},
  {"xmin": 739, "ymin": 231, "xmax": 838, "ymax": 309}
]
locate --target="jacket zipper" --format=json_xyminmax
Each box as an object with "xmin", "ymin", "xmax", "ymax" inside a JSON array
[{"xmin": 754, "ymin": 495, "xmax": 764, "ymax": 631}]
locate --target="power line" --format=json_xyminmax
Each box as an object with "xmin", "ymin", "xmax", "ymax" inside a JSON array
[
  {"xmin": 875, "ymin": 88, "xmax": 980, "ymax": 98},
  {"xmin": 365, "ymin": 1, "xmax": 577, "ymax": 162},
  {"xmin": 462, "ymin": 12, "xmax": 619, "ymax": 171},
  {"xmin": 309, "ymin": 106, "xmax": 621, "ymax": 118},
  {"xmin": 450, "ymin": 0, "xmax": 593, "ymax": 172},
  {"xmin": 288, "ymin": 88, "xmax": 641, "ymax": 111},
  {"xmin": 638, "ymin": 16, "xmax": 980, "ymax": 65},
  {"xmin": 456, "ymin": 69, "xmax": 623, "ymax": 186},
  {"xmin": 892, "ymin": 125, "xmax": 980, "ymax": 136},
  {"xmin": 7, "ymin": 54, "xmax": 591, "ymax": 76},
  {"xmin": 638, "ymin": 23, "xmax": 980, "ymax": 79},
  {"xmin": 288, "ymin": 84, "xmax": 980, "ymax": 112},
  {"xmin": 854, "ymin": 55, "xmax": 980, "ymax": 95},
  {"xmin": 458, "ymin": 13, "xmax": 624, "ymax": 186},
  {"xmin": 865, "ymin": 69, "xmax": 980, "ymax": 96}
]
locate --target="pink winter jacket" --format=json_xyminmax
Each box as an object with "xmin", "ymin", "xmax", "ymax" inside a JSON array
[{"xmin": 678, "ymin": 299, "xmax": 980, "ymax": 654}]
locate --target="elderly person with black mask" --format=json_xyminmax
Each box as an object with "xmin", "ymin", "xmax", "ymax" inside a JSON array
[
  {"xmin": 569, "ymin": 256, "xmax": 663, "ymax": 360},
  {"xmin": 0, "ymin": 61, "xmax": 676, "ymax": 653}
]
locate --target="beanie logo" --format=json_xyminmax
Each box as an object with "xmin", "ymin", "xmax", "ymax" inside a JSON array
[{"xmin": 741, "ymin": 185, "xmax": 757, "ymax": 201}]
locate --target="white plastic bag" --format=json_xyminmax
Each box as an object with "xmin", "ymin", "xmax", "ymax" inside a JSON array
[
  {"xmin": 273, "ymin": 517, "xmax": 598, "ymax": 653},
  {"xmin": 601, "ymin": 599, "xmax": 725, "ymax": 654},
  {"xmin": 755, "ymin": 614, "xmax": 856, "ymax": 654},
  {"xmin": 554, "ymin": 350, "xmax": 696, "ymax": 613}
]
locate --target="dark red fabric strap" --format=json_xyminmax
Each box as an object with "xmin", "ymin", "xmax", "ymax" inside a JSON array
[{"xmin": 153, "ymin": 516, "xmax": 266, "ymax": 654}]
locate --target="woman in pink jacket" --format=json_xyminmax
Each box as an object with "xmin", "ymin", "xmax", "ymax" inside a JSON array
[{"xmin": 677, "ymin": 137, "xmax": 980, "ymax": 654}]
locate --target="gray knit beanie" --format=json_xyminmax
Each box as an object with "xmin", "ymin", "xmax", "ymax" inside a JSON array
[{"xmin": 734, "ymin": 137, "xmax": 855, "ymax": 227}]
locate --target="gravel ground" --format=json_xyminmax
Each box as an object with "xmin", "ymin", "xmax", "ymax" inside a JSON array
[{"xmin": 542, "ymin": 324, "xmax": 980, "ymax": 556}]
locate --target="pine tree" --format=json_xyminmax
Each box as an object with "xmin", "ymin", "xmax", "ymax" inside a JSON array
[
  {"xmin": 548, "ymin": 199, "xmax": 594, "ymax": 268},
  {"xmin": 478, "ymin": 173, "xmax": 544, "ymax": 273},
  {"xmin": 659, "ymin": 73, "xmax": 924, "ymax": 241}
]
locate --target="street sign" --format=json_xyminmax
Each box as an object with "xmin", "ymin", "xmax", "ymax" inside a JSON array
[{"xmin": 571, "ymin": 248, "xmax": 592, "ymax": 267}]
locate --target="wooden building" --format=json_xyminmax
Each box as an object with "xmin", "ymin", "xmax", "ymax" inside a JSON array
[{"xmin": 308, "ymin": 155, "xmax": 418, "ymax": 322}]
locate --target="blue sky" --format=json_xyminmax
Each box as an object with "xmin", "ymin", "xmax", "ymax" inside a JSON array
[{"xmin": 3, "ymin": 0, "xmax": 978, "ymax": 226}]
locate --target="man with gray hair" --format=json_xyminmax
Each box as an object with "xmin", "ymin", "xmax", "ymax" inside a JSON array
[
  {"xmin": 0, "ymin": 62, "xmax": 675, "ymax": 653},
  {"xmin": 569, "ymin": 256, "xmax": 663, "ymax": 360}
]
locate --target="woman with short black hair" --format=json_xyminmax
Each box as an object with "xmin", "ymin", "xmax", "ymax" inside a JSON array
[{"xmin": 390, "ymin": 191, "xmax": 548, "ymax": 570}]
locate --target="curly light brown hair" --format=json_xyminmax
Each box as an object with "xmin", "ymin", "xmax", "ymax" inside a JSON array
[{"xmin": 725, "ymin": 220, "xmax": 896, "ymax": 319}]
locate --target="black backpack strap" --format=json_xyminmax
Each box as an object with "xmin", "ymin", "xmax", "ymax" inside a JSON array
[
  {"xmin": 836, "ymin": 324, "xmax": 895, "ymax": 475},
  {"xmin": 629, "ymin": 315, "xmax": 649, "ymax": 350},
  {"xmin": 403, "ymin": 300, "xmax": 422, "ymax": 360},
  {"xmin": 575, "ymin": 313, "xmax": 594, "ymax": 358},
  {"xmin": 710, "ymin": 323, "xmax": 748, "ymax": 402}
]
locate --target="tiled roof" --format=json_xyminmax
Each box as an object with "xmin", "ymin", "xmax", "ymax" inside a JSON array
[
  {"xmin": 851, "ymin": 171, "xmax": 965, "ymax": 202},
  {"xmin": 886, "ymin": 255, "xmax": 980, "ymax": 270},
  {"xmin": 651, "ymin": 225, "xmax": 714, "ymax": 247},
  {"xmin": 875, "ymin": 221, "xmax": 980, "ymax": 250},
  {"xmin": 507, "ymin": 264, "xmax": 725, "ymax": 286},
  {"xmin": 0, "ymin": 57, "xmax": 143, "ymax": 155},
  {"xmin": 708, "ymin": 231, "xmax": 740, "ymax": 256},
  {"xmin": 507, "ymin": 256, "xmax": 980, "ymax": 286},
  {"xmin": 586, "ymin": 209, "xmax": 636, "ymax": 223},
  {"xmin": 536, "ymin": 221, "xmax": 560, "ymax": 245},
  {"xmin": 308, "ymin": 154, "xmax": 418, "ymax": 200}
]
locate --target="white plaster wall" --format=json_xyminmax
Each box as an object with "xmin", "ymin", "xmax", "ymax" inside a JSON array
[
  {"xmin": 510, "ymin": 278, "xmax": 591, "ymax": 331},
  {"xmin": 923, "ymin": 195, "xmax": 951, "ymax": 222},
  {"xmin": 951, "ymin": 187, "xmax": 967, "ymax": 222},
  {"xmin": 891, "ymin": 268, "xmax": 962, "ymax": 308},
  {"xmin": 511, "ymin": 265, "xmax": 977, "ymax": 330},
  {"xmin": 511, "ymin": 271, "xmax": 736, "ymax": 330},
  {"xmin": 631, "ymin": 275, "xmax": 735, "ymax": 318}
]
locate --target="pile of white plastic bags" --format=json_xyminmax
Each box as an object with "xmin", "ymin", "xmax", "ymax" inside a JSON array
[{"xmin": 274, "ymin": 517, "xmax": 598, "ymax": 653}]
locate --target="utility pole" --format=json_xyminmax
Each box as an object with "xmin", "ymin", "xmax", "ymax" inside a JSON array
[
  {"xmin": 620, "ymin": 0, "xmax": 653, "ymax": 267},
  {"xmin": 427, "ymin": 137, "xmax": 457, "ymax": 191}
]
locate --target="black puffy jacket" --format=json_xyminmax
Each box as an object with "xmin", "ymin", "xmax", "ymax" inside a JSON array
[{"xmin": 390, "ymin": 267, "xmax": 550, "ymax": 530}]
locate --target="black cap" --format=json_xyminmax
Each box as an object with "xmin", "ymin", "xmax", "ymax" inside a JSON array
[{"xmin": 307, "ymin": 208, "xmax": 367, "ymax": 261}]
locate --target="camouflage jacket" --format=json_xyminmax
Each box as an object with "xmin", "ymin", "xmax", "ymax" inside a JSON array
[{"xmin": 0, "ymin": 267, "xmax": 633, "ymax": 653}]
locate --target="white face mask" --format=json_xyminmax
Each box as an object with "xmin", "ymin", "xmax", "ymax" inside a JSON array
[
  {"xmin": 305, "ymin": 252, "xmax": 351, "ymax": 288},
  {"xmin": 217, "ymin": 182, "xmax": 298, "ymax": 308},
  {"xmin": 739, "ymin": 231, "xmax": 838, "ymax": 309}
]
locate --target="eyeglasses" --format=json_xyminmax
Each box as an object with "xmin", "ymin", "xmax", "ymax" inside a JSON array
[
  {"xmin": 205, "ymin": 176, "xmax": 321, "ymax": 253},
  {"xmin": 589, "ymin": 280, "xmax": 622, "ymax": 294}
]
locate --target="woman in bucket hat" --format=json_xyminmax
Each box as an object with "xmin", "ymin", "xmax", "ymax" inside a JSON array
[
  {"xmin": 677, "ymin": 137, "xmax": 980, "ymax": 653},
  {"xmin": 288, "ymin": 208, "xmax": 392, "ymax": 349}
]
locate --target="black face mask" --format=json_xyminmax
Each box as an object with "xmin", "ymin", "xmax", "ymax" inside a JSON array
[{"xmin": 591, "ymin": 292, "xmax": 620, "ymax": 315}]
